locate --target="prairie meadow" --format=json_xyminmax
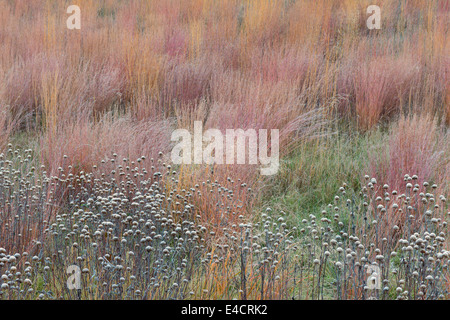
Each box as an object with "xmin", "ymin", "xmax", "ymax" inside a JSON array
[{"xmin": 0, "ymin": 0, "xmax": 449, "ymax": 300}]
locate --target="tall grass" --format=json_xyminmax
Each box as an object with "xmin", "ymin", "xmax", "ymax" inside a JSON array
[
  {"xmin": 0, "ymin": 106, "xmax": 15, "ymax": 152},
  {"xmin": 0, "ymin": 0, "xmax": 449, "ymax": 300},
  {"xmin": 0, "ymin": 0, "xmax": 447, "ymax": 132},
  {"xmin": 40, "ymin": 113, "xmax": 173, "ymax": 177},
  {"xmin": 367, "ymin": 114, "xmax": 450, "ymax": 195}
]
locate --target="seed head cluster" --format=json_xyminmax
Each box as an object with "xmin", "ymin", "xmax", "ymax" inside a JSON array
[{"xmin": 0, "ymin": 148, "xmax": 449, "ymax": 300}]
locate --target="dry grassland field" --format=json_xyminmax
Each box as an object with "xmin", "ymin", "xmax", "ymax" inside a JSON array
[{"xmin": 0, "ymin": 0, "xmax": 449, "ymax": 302}]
